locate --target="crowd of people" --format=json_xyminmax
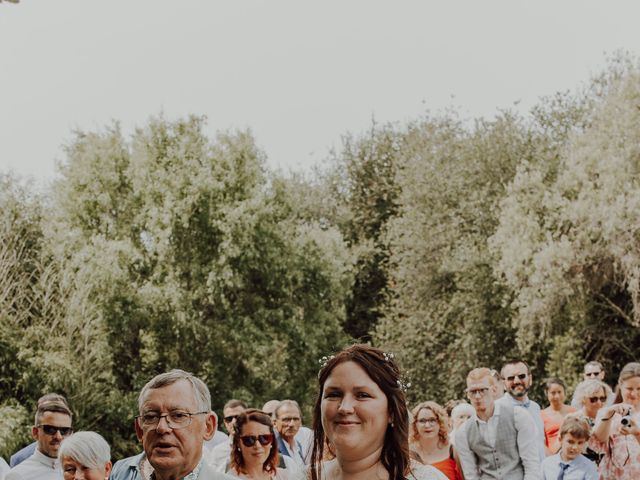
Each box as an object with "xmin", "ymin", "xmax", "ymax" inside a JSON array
[{"xmin": 0, "ymin": 348, "xmax": 639, "ymax": 480}]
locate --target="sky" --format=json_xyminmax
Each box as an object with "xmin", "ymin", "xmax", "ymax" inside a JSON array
[{"xmin": 1, "ymin": 1, "xmax": 639, "ymax": 186}]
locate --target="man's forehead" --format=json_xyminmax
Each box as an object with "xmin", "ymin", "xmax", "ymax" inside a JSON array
[
  {"xmin": 277, "ymin": 404, "xmax": 300, "ymax": 416},
  {"xmin": 503, "ymin": 363, "xmax": 528, "ymax": 375},
  {"xmin": 223, "ymin": 406, "xmax": 245, "ymax": 417},
  {"xmin": 467, "ymin": 377, "xmax": 492, "ymax": 388},
  {"xmin": 141, "ymin": 380, "xmax": 198, "ymax": 410},
  {"xmin": 39, "ymin": 411, "xmax": 72, "ymax": 426},
  {"xmin": 585, "ymin": 364, "xmax": 602, "ymax": 373}
]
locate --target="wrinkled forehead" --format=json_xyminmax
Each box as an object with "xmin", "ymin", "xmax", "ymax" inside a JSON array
[
  {"xmin": 584, "ymin": 364, "xmax": 602, "ymax": 374},
  {"xmin": 139, "ymin": 380, "xmax": 198, "ymax": 412},
  {"xmin": 467, "ymin": 376, "xmax": 492, "ymax": 389}
]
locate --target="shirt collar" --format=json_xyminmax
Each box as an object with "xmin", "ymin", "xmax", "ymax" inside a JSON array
[
  {"xmin": 149, "ymin": 458, "xmax": 203, "ymax": 480},
  {"xmin": 33, "ymin": 448, "xmax": 58, "ymax": 469},
  {"xmin": 502, "ymin": 392, "xmax": 531, "ymax": 408}
]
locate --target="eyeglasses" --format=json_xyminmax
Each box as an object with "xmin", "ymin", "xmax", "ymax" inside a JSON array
[
  {"xmin": 588, "ymin": 396, "xmax": 607, "ymax": 404},
  {"xmin": 38, "ymin": 425, "xmax": 73, "ymax": 436},
  {"xmin": 279, "ymin": 417, "xmax": 301, "ymax": 424},
  {"xmin": 417, "ymin": 418, "xmax": 439, "ymax": 426},
  {"xmin": 240, "ymin": 434, "xmax": 274, "ymax": 447},
  {"xmin": 585, "ymin": 371, "xmax": 602, "ymax": 378},
  {"xmin": 137, "ymin": 411, "xmax": 208, "ymax": 429},
  {"xmin": 224, "ymin": 415, "xmax": 239, "ymax": 423},
  {"xmin": 466, "ymin": 387, "xmax": 490, "ymax": 397},
  {"xmin": 505, "ymin": 373, "xmax": 528, "ymax": 382}
]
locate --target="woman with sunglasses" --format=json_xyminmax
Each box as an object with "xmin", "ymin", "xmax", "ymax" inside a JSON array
[
  {"xmin": 592, "ymin": 362, "xmax": 640, "ymax": 479},
  {"xmin": 540, "ymin": 378, "xmax": 576, "ymax": 456},
  {"xmin": 409, "ymin": 401, "xmax": 463, "ymax": 480},
  {"xmin": 309, "ymin": 344, "xmax": 446, "ymax": 480},
  {"xmin": 572, "ymin": 378, "xmax": 612, "ymax": 465},
  {"xmin": 229, "ymin": 409, "xmax": 301, "ymax": 480}
]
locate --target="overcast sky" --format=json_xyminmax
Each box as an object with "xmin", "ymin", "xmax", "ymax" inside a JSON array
[{"xmin": 1, "ymin": 1, "xmax": 639, "ymax": 185}]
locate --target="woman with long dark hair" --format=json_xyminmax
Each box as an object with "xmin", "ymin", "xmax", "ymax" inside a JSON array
[{"xmin": 309, "ymin": 344, "xmax": 445, "ymax": 480}]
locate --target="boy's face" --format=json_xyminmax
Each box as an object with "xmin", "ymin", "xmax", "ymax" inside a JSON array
[{"xmin": 560, "ymin": 432, "xmax": 587, "ymax": 462}]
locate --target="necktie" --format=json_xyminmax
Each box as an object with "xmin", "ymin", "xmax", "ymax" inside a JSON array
[{"xmin": 557, "ymin": 463, "xmax": 569, "ymax": 480}]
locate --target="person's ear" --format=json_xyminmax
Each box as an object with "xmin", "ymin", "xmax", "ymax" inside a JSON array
[
  {"xmin": 31, "ymin": 426, "xmax": 39, "ymax": 441},
  {"xmin": 203, "ymin": 412, "xmax": 215, "ymax": 441}
]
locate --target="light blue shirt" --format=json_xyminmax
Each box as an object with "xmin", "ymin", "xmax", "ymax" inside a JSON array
[
  {"xmin": 498, "ymin": 392, "xmax": 546, "ymax": 462},
  {"xmin": 541, "ymin": 453, "xmax": 598, "ymax": 480}
]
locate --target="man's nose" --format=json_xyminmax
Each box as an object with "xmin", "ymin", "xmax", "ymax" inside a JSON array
[{"xmin": 155, "ymin": 415, "xmax": 172, "ymax": 433}]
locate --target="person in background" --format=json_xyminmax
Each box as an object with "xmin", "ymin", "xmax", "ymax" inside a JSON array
[
  {"xmin": 449, "ymin": 403, "xmax": 474, "ymax": 447},
  {"xmin": 309, "ymin": 344, "xmax": 446, "ymax": 480},
  {"xmin": 227, "ymin": 409, "xmax": 302, "ymax": 480},
  {"xmin": 410, "ymin": 401, "xmax": 463, "ymax": 480},
  {"xmin": 540, "ymin": 378, "xmax": 576, "ymax": 456},
  {"xmin": 490, "ymin": 370, "xmax": 505, "ymax": 399},
  {"xmin": 591, "ymin": 362, "xmax": 640, "ymax": 479},
  {"xmin": 6, "ymin": 400, "xmax": 73, "ymax": 480},
  {"xmin": 9, "ymin": 394, "xmax": 70, "ymax": 468},
  {"xmin": 58, "ymin": 431, "xmax": 112, "ymax": 480},
  {"xmin": 206, "ymin": 399, "xmax": 248, "ymax": 471},
  {"xmin": 541, "ymin": 415, "xmax": 598, "ymax": 480},
  {"xmin": 570, "ymin": 361, "xmax": 615, "ymax": 408},
  {"xmin": 498, "ymin": 360, "xmax": 546, "ymax": 462},
  {"xmin": 274, "ymin": 401, "xmax": 306, "ymax": 467},
  {"xmin": 455, "ymin": 367, "xmax": 541, "ymax": 479}
]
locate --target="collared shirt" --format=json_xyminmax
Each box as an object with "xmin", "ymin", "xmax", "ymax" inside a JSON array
[
  {"xmin": 455, "ymin": 401, "xmax": 541, "ymax": 480},
  {"xmin": 149, "ymin": 458, "xmax": 203, "ymax": 480},
  {"xmin": 281, "ymin": 438, "xmax": 305, "ymax": 466},
  {"xmin": 498, "ymin": 392, "xmax": 546, "ymax": 462},
  {"xmin": 541, "ymin": 454, "xmax": 598, "ymax": 480},
  {"xmin": 5, "ymin": 449, "xmax": 61, "ymax": 480}
]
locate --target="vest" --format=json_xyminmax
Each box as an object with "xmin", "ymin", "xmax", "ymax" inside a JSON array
[{"xmin": 465, "ymin": 402, "xmax": 524, "ymax": 480}]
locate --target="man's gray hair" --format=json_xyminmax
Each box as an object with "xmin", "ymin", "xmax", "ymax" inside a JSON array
[
  {"xmin": 573, "ymin": 379, "xmax": 612, "ymax": 407},
  {"xmin": 138, "ymin": 369, "xmax": 211, "ymax": 413},
  {"xmin": 584, "ymin": 360, "xmax": 604, "ymax": 372},
  {"xmin": 275, "ymin": 399, "xmax": 301, "ymax": 419},
  {"xmin": 58, "ymin": 431, "xmax": 110, "ymax": 470}
]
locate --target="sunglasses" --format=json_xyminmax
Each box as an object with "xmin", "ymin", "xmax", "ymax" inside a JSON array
[
  {"xmin": 585, "ymin": 371, "xmax": 602, "ymax": 377},
  {"xmin": 505, "ymin": 373, "xmax": 528, "ymax": 382},
  {"xmin": 588, "ymin": 396, "xmax": 607, "ymax": 404},
  {"xmin": 240, "ymin": 434, "xmax": 274, "ymax": 447},
  {"xmin": 224, "ymin": 415, "xmax": 239, "ymax": 423},
  {"xmin": 39, "ymin": 424, "xmax": 73, "ymax": 436}
]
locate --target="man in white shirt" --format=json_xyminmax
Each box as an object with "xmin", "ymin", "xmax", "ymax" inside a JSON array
[
  {"xmin": 455, "ymin": 367, "xmax": 541, "ymax": 480},
  {"xmin": 205, "ymin": 399, "xmax": 247, "ymax": 471},
  {"xmin": 6, "ymin": 400, "xmax": 73, "ymax": 480},
  {"xmin": 498, "ymin": 360, "xmax": 546, "ymax": 462}
]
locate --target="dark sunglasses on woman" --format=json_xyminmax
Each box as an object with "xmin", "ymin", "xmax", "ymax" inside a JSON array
[{"xmin": 240, "ymin": 434, "xmax": 274, "ymax": 447}]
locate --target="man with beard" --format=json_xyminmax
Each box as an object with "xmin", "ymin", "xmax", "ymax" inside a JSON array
[
  {"xmin": 456, "ymin": 367, "xmax": 541, "ymax": 479},
  {"xmin": 6, "ymin": 400, "xmax": 73, "ymax": 480},
  {"xmin": 498, "ymin": 360, "xmax": 546, "ymax": 462}
]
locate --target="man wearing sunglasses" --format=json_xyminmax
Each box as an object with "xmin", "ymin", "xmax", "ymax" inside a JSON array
[
  {"xmin": 204, "ymin": 399, "xmax": 247, "ymax": 471},
  {"xmin": 6, "ymin": 400, "xmax": 73, "ymax": 480},
  {"xmin": 570, "ymin": 361, "xmax": 615, "ymax": 408},
  {"xmin": 497, "ymin": 360, "xmax": 546, "ymax": 463}
]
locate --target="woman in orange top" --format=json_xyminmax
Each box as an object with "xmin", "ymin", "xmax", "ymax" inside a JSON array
[
  {"xmin": 410, "ymin": 401, "xmax": 464, "ymax": 480},
  {"xmin": 540, "ymin": 377, "xmax": 576, "ymax": 455}
]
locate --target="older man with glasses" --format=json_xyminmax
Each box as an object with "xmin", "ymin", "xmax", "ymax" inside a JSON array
[
  {"xmin": 6, "ymin": 400, "xmax": 73, "ymax": 480},
  {"xmin": 455, "ymin": 367, "xmax": 541, "ymax": 479},
  {"xmin": 133, "ymin": 369, "xmax": 236, "ymax": 480}
]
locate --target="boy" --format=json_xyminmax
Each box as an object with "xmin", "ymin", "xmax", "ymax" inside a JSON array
[{"xmin": 541, "ymin": 414, "xmax": 598, "ymax": 479}]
